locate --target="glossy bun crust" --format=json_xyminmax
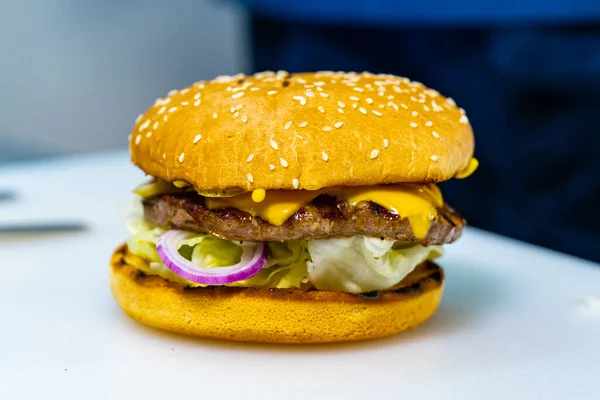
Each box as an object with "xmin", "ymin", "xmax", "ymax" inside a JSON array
[
  {"xmin": 110, "ymin": 244, "xmax": 444, "ymax": 344},
  {"xmin": 130, "ymin": 71, "xmax": 474, "ymax": 191}
]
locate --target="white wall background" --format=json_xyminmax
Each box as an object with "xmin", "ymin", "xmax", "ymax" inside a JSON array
[{"xmin": 0, "ymin": 0, "xmax": 248, "ymax": 162}]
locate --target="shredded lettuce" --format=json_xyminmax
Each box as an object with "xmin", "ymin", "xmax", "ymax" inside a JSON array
[
  {"xmin": 125, "ymin": 221, "xmax": 442, "ymax": 293},
  {"xmin": 126, "ymin": 222, "xmax": 310, "ymax": 289}
]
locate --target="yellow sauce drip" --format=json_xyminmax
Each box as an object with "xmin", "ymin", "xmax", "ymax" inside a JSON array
[
  {"xmin": 205, "ymin": 183, "xmax": 443, "ymax": 238},
  {"xmin": 455, "ymin": 157, "xmax": 479, "ymax": 179},
  {"xmin": 336, "ymin": 184, "xmax": 441, "ymax": 238},
  {"xmin": 251, "ymin": 189, "xmax": 266, "ymax": 203}
]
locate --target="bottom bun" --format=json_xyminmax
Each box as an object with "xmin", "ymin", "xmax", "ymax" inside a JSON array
[{"xmin": 110, "ymin": 244, "xmax": 444, "ymax": 344}]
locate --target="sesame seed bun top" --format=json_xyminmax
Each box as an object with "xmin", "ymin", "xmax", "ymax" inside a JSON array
[{"xmin": 130, "ymin": 71, "xmax": 474, "ymax": 191}]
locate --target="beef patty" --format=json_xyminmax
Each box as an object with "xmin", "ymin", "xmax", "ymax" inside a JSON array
[{"xmin": 143, "ymin": 193, "xmax": 465, "ymax": 245}]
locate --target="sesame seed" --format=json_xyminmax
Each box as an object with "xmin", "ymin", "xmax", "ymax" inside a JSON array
[
  {"xmin": 181, "ymin": 101, "xmax": 189, "ymax": 106},
  {"xmin": 432, "ymin": 131, "xmax": 440, "ymax": 138},
  {"xmin": 157, "ymin": 106, "xmax": 167, "ymax": 115},
  {"xmin": 168, "ymin": 89, "xmax": 178, "ymax": 96},
  {"xmin": 447, "ymin": 97, "xmax": 456, "ymax": 106},
  {"xmin": 378, "ymin": 104, "xmax": 385, "ymax": 109},
  {"xmin": 246, "ymin": 153, "xmax": 254, "ymax": 162},
  {"xmin": 378, "ymin": 91, "xmax": 385, "ymax": 96},
  {"xmin": 459, "ymin": 107, "xmax": 466, "ymax": 115},
  {"xmin": 370, "ymin": 149, "xmax": 379, "ymax": 159},
  {"xmin": 400, "ymin": 103, "xmax": 408, "ymax": 109},
  {"xmin": 163, "ymin": 115, "xmax": 168, "ymax": 122},
  {"xmin": 366, "ymin": 98, "xmax": 374, "ymax": 104},
  {"xmin": 267, "ymin": 90, "xmax": 277, "ymax": 96},
  {"xmin": 162, "ymin": 153, "xmax": 166, "ymax": 159},
  {"xmin": 139, "ymin": 120, "xmax": 150, "ymax": 131},
  {"xmin": 212, "ymin": 113, "xmax": 218, "ymax": 119},
  {"xmin": 269, "ymin": 164, "xmax": 275, "ymax": 171},
  {"xmin": 322, "ymin": 126, "xmax": 332, "ymax": 132},
  {"xmin": 418, "ymin": 98, "xmax": 426, "ymax": 103},
  {"xmin": 194, "ymin": 100, "xmax": 201, "ymax": 106},
  {"xmin": 411, "ymin": 111, "xmax": 419, "ymax": 117},
  {"xmin": 352, "ymin": 103, "xmax": 358, "ymax": 109},
  {"xmin": 280, "ymin": 158, "xmax": 289, "ymax": 168},
  {"xmin": 241, "ymin": 115, "xmax": 248, "ymax": 123},
  {"xmin": 135, "ymin": 114, "xmax": 143, "ymax": 124},
  {"xmin": 353, "ymin": 87, "xmax": 364, "ymax": 92},
  {"xmin": 460, "ymin": 115, "xmax": 469, "ymax": 124},
  {"xmin": 250, "ymin": 87, "xmax": 260, "ymax": 92},
  {"xmin": 349, "ymin": 95, "xmax": 360, "ymax": 101},
  {"xmin": 314, "ymin": 81, "xmax": 325, "ymax": 86},
  {"xmin": 383, "ymin": 139, "xmax": 389, "ymax": 148},
  {"xmin": 153, "ymin": 121, "xmax": 158, "ymax": 130},
  {"xmin": 292, "ymin": 178, "xmax": 299, "ymax": 189},
  {"xmin": 387, "ymin": 95, "xmax": 394, "ymax": 100},
  {"xmin": 298, "ymin": 122, "xmax": 308, "ymax": 127},
  {"xmin": 297, "ymin": 78, "xmax": 307, "ymax": 84},
  {"xmin": 232, "ymin": 92, "xmax": 245, "ymax": 99},
  {"xmin": 410, "ymin": 96, "xmax": 417, "ymax": 102},
  {"xmin": 193, "ymin": 134, "xmax": 202, "ymax": 143},
  {"xmin": 269, "ymin": 140, "xmax": 279, "ymax": 150},
  {"xmin": 233, "ymin": 112, "xmax": 240, "ymax": 119},
  {"xmin": 180, "ymin": 88, "xmax": 190, "ymax": 95},
  {"xmin": 230, "ymin": 107, "xmax": 236, "ymax": 113},
  {"xmin": 425, "ymin": 121, "xmax": 433, "ymax": 127},
  {"xmin": 318, "ymin": 106, "xmax": 325, "ymax": 113},
  {"xmin": 393, "ymin": 86, "xmax": 402, "ymax": 93},
  {"xmin": 194, "ymin": 93, "xmax": 201, "ymax": 100},
  {"xmin": 431, "ymin": 155, "xmax": 438, "ymax": 161},
  {"xmin": 372, "ymin": 110, "xmax": 383, "ymax": 117},
  {"xmin": 359, "ymin": 107, "xmax": 367, "ymax": 115},
  {"xmin": 410, "ymin": 122, "xmax": 418, "ymax": 128},
  {"xmin": 285, "ymin": 121, "xmax": 292, "ymax": 130},
  {"xmin": 179, "ymin": 153, "xmax": 185, "ymax": 163},
  {"xmin": 320, "ymin": 92, "xmax": 329, "ymax": 97},
  {"xmin": 135, "ymin": 135, "xmax": 141, "ymax": 145},
  {"xmin": 338, "ymin": 101, "xmax": 345, "ymax": 108},
  {"xmin": 334, "ymin": 122, "xmax": 343, "ymax": 128},
  {"xmin": 247, "ymin": 173, "xmax": 254, "ymax": 183},
  {"xmin": 293, "ymin": 96, "xmax": 307, "ymax": 105},
  {"xmin": 305, "ymin": 91, "xmax": 315, "ymax": 98},
  {"xmin": 168, "ymin": 107, "xmax": 178, "ymax": 113},
  {"xmin": 235, "ymin": 104, "xmax": 244, "ymax": 110},
  {"xmin": 322, "ymin": 151, "xmax": 329, "ymax": 161},
  {"xmin": 338, "ymin": 108, "xmax": 344, "ymax": 114},
  {"xmin": 423, "ymin": 105, "xmax": 430, "ymax": 112}
]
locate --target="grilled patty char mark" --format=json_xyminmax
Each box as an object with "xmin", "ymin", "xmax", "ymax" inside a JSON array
[{"xmin": 143, "ymin": 193, "xmax": 465, "ymax": 245}]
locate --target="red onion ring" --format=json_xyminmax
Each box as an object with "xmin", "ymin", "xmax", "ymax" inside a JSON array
[{"xmin": 156, "ymin": 230, "xmax": 267, "ymax": 285}]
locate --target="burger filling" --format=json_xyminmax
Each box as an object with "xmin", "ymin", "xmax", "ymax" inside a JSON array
[{"xmin": 125, "ymin": 179, "xmax": 465, "ymax": 294}]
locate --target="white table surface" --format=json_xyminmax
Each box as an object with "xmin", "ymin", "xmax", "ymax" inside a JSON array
[{"xmin": 1, "ymin": 151, "xmax": 599, "ymax": 400}]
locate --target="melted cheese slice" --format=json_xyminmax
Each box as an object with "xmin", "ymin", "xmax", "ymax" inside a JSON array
[
  {"xmin": 205, "ymin": 183, "xmax": 443, "ymax": 239},
  {"xmin": 335, "ymin": 184, "xmax": 442, "ymax": 238},
  {"xmin": 205, "ymin": 189, "xmax": 323, "ymax": 226}
]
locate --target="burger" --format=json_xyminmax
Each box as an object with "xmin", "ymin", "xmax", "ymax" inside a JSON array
[{"xmin": 110, "ymin": 71, "xmax": 477, "ymax": 343}]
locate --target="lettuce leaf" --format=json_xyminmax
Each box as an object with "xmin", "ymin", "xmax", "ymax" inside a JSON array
[
  {"xmin": 306, "ymin": 237, "xmax": 443, "ymax": 293},
  {"xmin": 125, "ymin": 220, "xmax": 442, "ymax": 293}
]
